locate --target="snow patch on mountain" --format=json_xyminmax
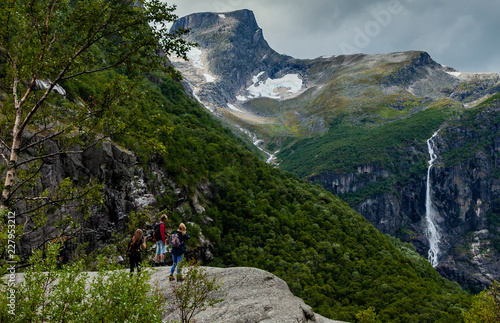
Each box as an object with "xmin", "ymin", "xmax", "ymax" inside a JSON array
[
  {"xmin": 204, "ymin": 74, "xmax": 215, "ymax": 82},
  {"xmin": 227, "ymin": 103, "xmax": 243, "ymax": 112},
  {"xmin": 187, "ymin": 47, "xmax": 204, "ymax": 69},
  {"xmin": 247, "ymin": 73, "xmax": 302, "ymax": 99},
  {"xmin": 446, "ymin": 71, "xmax": 461, "ymax": 77}
]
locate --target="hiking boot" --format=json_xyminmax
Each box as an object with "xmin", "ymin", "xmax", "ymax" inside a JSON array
[
  {"xmin": 154, "ymin": 262, "xmax": 160, "ymax": 267},
  {"xmin": 177, "ymin": 275, "xmax": 184, "ymax": 282},
  {"xmin": 169, "ymin": 275, "xmax": 175, "ymax": 281}
]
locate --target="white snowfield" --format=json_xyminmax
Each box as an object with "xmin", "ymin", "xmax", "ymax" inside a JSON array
[
  {"xmin": 246, "ymin": 72, "xmax": 303, "ymax": 99},
  {"xmin": 187, "ymin": 47, "xmax": 204, "ymax": 69},
  {"xmin": 203, "ymin": 73, "xmax": 215, "ymax": 82},
  {"xmin": 446, "ymin": 71, "xmax": 461, "ymax": 77}
]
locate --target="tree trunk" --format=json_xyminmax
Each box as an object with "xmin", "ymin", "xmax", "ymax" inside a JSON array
[{"xmin": 1, "ymin": 103, "xmax": 23, "ymax": 209}]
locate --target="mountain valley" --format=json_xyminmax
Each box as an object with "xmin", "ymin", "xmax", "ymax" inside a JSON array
[{"xmin": 170, "ymin": 9, "xmax": 500, "ymax": 292}]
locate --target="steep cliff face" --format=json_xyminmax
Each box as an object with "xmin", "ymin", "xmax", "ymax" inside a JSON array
[
  {"xmin": 15, "ymin": 136, "xmax": 206, "ymax": 260},
  {"xmin": 170, "ymin": 10, "xmax": 306, "ymax": 113},
  {"xmin": 430, "ymin": 99, "xmax": 500, "ymax": 291},
  {"xmin": 324, "ymin": 98, "xmax": 500, "ymax": 291}
]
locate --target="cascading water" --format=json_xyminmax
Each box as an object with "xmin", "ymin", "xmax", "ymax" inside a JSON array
[
  {"xmin": 239, "ymin": 127, "xmax": 279, "ymax": 165},
  {"xmin": 425, "ymin": 131, "xmax": 441, "ymax": 267}
]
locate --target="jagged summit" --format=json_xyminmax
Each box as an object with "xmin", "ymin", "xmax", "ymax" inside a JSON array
[
  {"xmin": 171, "ymin": 9, "xmax": 267, "ymax": 49},
  {"xmin": 170, "ymin": 9, "xmax": 302, "ymax": 115},
  {"xmin": 170, "ymin": 9, "xmax": 498, "ymax": 128}
]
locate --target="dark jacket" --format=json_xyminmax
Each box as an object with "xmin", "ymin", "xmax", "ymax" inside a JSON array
[
  {"xmin": 171, "ymin": 230, "xmax": 190, "ymax": 256},
  {"xmin": 127, "ymin": 237, "xmax": 144, "ymax": 257}
]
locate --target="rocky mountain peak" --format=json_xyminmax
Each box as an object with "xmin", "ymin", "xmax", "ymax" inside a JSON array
[
  {"xmin": 171, "ymin": 9, "xmax": 278, "ymax": 65},
  {"xmin": 169, "ymin": 9, "xmax": 500, "ymax": 292},
  {"xmin": 169, "ymin": 9, "xmax": 305, "ymax": 119},
  {"xmin": 172, "ymin": 9, "xmax": 262, "ymax": 43}
]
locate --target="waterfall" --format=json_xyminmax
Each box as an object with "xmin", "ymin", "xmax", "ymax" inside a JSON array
[
  {"xmin": 238, "ymin": 127, "xmax": 280, "ymax": 165},
  {"xmin": 425, "ymin": 131, "xmax": 441, "ymax": 267}
]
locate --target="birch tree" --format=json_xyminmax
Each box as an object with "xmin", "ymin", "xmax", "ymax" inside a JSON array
[{"xmin": 0, "ymin": 0, "xmax": 191, "ymax": 213}]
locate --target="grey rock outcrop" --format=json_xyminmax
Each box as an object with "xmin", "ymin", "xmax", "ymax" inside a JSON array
[
  {"xmin": 12, "ymin": 266, "xmax": 346, "ymax": 322},
  {"xmin": 10, "ymin": 135, "xmax": 208, "ymax": 262},
  {"xmin": 152, "ymin": 266, "xmax": 345, "ymax": 323}
]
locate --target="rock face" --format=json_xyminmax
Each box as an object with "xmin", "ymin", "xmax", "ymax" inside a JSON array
[
  {"xmin": 12, "ymin": 136, "xmax": 208, "ymax": 261},
  {"xmin": 153, "ymin": 266, "xmax": 345, "ymax": 323},
  {"xmin": 429, "ymin": 103, "xmax": 500, "ymax": 291},
  {"xmin": 330, "ymin": 102, "xmax": 500, "ymax": 292},
  {"xmin": 170, "ymin": 9, "xmax": 309, "ymax": 116}
]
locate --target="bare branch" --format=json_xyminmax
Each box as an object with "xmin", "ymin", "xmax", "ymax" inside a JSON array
[
  {"xmin": 19, "ymin": 130, "xmax": 65, "ymax": 152},
  {"xmin": 7, "ymin": 162, "xmax": 45, "ymax": 201},
  {"xmin": 14, "ymin": 185, "xmax": 98, "ymax": 218},
  {"xmin": 0, "ymin": 138, "xmax": 11, "ymax": 152},
  {"xmin": 23, "ymin": 196, "xmax": 50, "ymax": 201},
  {"xmin": 1, "ymin": 153, "xmax": 8, "ymax": 164},
  {"xmin": 16, "ymin": 150, "xmax": 83, "ymax": 168},
  {"xmin": 60, "ymin": 60, "xmax": 131, "ymax": 80}
]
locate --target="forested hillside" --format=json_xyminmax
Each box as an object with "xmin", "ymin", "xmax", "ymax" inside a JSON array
[{"xmin": 57, "ymin": 69, "xmax": 472, "ymax": 321}]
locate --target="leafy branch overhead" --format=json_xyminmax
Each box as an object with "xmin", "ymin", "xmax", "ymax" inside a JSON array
[{"xmin": 0, "ymin": 0, "xmax": 194, "ymax": 210}]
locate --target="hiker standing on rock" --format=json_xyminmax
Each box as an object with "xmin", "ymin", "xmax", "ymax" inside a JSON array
[
  {"xmin": 169, "ymin": 223, "xmax": 190, "ymax": 281},
  {"xmin": 155, "ymin": 214, "xmax": 169, "ymax": 267},
  {"xmin": 127, "ymin": 229, "xmax": 146, "ymax": 274}
]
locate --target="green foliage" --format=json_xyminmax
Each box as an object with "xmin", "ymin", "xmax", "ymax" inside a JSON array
[
  {"xmin": 127, "ymin": 207, "xmax": 158, "ymax": 236},
  {"xmin": 0, "ymin": 241, "xmax": 163, "ymax": 322},
  {"xmin": 279, "ymin": 101, "xmax": 460, "ymax": 177},
  {"xmin": 462, "ymin": 281, "xmax": 500, "ymax": 323},
  {"xmin": 356, "ymin": 306, "xmax": 378, "ymax": 323},
  {"xmin": 168, "ymin": 261, "xmax": 225, "ymax": 323},
  {"xmin": 441, "ymin": 92, "xmax": 500, "ymax": 167}
]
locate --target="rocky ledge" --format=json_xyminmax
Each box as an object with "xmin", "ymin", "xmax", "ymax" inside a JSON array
[{"xmin": 154, "ymin": 266, "xmax": 346, "ymax": 323}]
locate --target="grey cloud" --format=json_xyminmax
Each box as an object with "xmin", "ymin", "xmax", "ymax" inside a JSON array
[{"xmin": 170, "ymin": 0, "xmax": 500, "ymax": 73}]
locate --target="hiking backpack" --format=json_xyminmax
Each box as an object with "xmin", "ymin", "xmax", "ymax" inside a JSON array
[
  {"xmin": 170, "ymin": 232, "xmax": 181, "ymax": 248},
  {"xmin": 126, "ymin": 239, "xmax": 140, "ymax": 257},
  {"xmin": 149, "ymin": 223, "xmax": 162, "ymax": 242}
]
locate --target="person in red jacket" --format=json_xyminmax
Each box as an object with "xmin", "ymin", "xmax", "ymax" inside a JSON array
[{"xmin": 154, "ymin": 214, "xmax": 169, "ymax": 266}]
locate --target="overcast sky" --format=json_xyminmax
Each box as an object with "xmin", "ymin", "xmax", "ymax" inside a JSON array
[{"xmin": 168, "ymin": 0, "xmax": 500, "ymax": 74}]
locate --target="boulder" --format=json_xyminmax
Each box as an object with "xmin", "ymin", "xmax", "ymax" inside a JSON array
[{"xmin": 151, "ymin": 266, "xmax": 346, "ymax": 323}]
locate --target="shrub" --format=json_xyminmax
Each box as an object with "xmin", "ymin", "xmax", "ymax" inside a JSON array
[
  {"xmin": 0, "ymin": 241, "xmax": 163, "ymax": 322},
  {"xmin": 463, "ymin": 281, "xmax": 500, "ymax": 323},
  {"xmin": 167, "ymin": 260, "xmax": 225, "ymax": 323}
]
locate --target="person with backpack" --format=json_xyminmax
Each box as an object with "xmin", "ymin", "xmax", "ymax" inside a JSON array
[
  {"xmin": 126, "ymin": 229, "xmax": 146, "ymax": 274},
  {"xmin": 154, "ymin": 214, "xmax": 169, "ymax": 267},
  {"xmin": 169, "ymin": 223, "xmax": 190, "ymax": 281}
]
